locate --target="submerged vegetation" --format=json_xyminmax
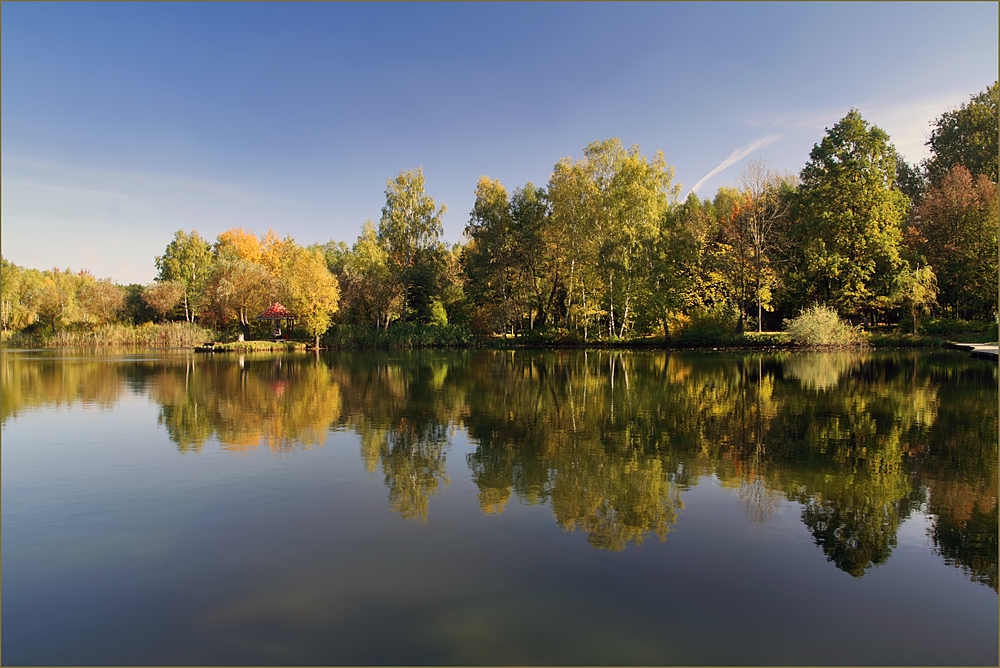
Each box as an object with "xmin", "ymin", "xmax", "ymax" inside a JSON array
[{"xmin": 2, "ymin": 84, "xmax": 996, "ymax": 349}]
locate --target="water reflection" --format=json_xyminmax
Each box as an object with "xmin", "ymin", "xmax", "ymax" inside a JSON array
[
  {"xmin": 2, "ymin": 349, "xmax": 995, "ymax": 588},
  {"xmin": 149, "ymin": 354, "xmax": 342, "ymax": 452}
]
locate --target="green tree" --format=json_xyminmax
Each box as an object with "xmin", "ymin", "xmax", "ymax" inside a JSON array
[
  {"xmin": 122, "ymin": 284, "xmax": 157, "ymax": 325},
  {"xmin": 548, "ymin": 155, "xmax": 602, "ymax": 339},
  {"xmin": 465, "ymin": 177, "xmax": 524, "ymax": 334},
  {"xmin": 926, "ymin": 82, "xmax": 998, "ymax": 185},
  {"xmin": 155, "ymin": 230, "xmax": 214, "ymax": 322},
  {"xmin": 378, "ymin": 168, "xmax": 447, "ymax": 321},
  {"xmin": 895, "ymin": 154, "xmax": 928, "ymax": 205},
  {"xmin": 347, "ymin": 221, "xmax": 404, "ymax": 329},
  {"xmin": 788, "ymin": 110, "xmax": 909, "ymax": 321},
  {"xmin": 892, "ymin": 264, "xmax": 938, "ymax": 334},
  {"xmin": 642, "ymin": 197, "xmax": 701, "ymax": 341}
]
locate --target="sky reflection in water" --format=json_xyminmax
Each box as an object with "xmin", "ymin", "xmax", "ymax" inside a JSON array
[{"xmin": 1, "ymin": 349, "xmax": 996, "ymax": 665}]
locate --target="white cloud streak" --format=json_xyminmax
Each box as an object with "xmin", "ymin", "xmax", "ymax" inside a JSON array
[{"xmin": 689, "ymin": 134, "xmax": 782, "ymax": 195}]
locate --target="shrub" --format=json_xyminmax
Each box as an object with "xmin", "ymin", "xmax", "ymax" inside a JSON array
[
  {"xmin": 731, "ymin": 331, "xmax": 792, "ymax": 347},
  {"xmin": 867, "ymin": 332, "xmax": 945, "ymax": 348},
  {"xmin": 784, "ymin": 305, "xmax": 866, "ymax": 348},
  {"xmin": 326, "ymin": 322, "xmax": 473, "ymax": 349},
  {"xmin": 675, "ymin": 307, "xmax": 739, "ymax": 346},
  {"xmin": 523, "ymin": 326, "xmax": 572, "ymax": 345},
  {"xmin": 920, "ymin": 318, "xmax": 995, "ymax": 336}
]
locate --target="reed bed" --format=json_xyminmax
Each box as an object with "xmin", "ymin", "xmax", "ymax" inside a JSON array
[{"xmin": 2, "ymin": 322, "xmax": 216, "ymax": 349}]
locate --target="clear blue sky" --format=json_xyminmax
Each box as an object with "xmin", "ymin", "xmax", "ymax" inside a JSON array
[{"xmin": 3, "ymin": 2, "xmax": 997, "ymax": 284}]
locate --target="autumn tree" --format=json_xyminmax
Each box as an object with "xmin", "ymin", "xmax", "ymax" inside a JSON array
[
  {"xmin": 910, "ymin": 165, "xmax": 998, "ymax": 319},
  {"xmin": 737, "ymin": 159, "xmax": 795, "ymax": 331},
  {"xmin": 702, "ymin": 186, "xmax": 754, "ymax": 329},
  {"xmin": 142, "ymin": 281, "xmax": 186, "ymax": 322},
  {"xmin": 36, "ymin": 268, "xmax": 80, "ymax": 333},
  {"xmin": 203, "ymin": 230, "xmax": 275, "ymax": 340},
  {"xmin": 278, "ymin": 243, "xmax": 341, "ymax": 348},
  {"xmin": 76, "ymin": 276, "xmax": 126, "ymax": 325},
  {"xmin": 1, "ymin": 258, "xmax": 22, "ymax": 331}
]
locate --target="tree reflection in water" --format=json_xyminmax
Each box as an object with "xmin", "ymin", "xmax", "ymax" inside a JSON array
[{"xmin": 6, "ymin": 348, "xmax": 993, "ymax": 587}]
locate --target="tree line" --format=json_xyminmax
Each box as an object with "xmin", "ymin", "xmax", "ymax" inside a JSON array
[{"xmin": 2, "ymin": 83, "xmax": 996, "ymax": 343}]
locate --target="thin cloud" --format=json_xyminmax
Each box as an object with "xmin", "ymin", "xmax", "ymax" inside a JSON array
[{"xmin": 690, "ymin": 134, "xmax": 782, "ymax": 195}]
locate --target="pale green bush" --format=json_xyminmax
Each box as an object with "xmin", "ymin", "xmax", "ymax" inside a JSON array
[{"xmin": 784, "ymin": 305, "xmax": 866, "ymax": 347}]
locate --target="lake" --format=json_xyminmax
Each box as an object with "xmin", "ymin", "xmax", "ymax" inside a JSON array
[{"xmin": 1, "ymin": 348, "xmax": 996, "ymax": 665}]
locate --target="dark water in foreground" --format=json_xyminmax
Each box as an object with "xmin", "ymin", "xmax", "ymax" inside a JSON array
[{"xmin": 1, "ymin": 348, "xmax": 996, "ymax": 665}]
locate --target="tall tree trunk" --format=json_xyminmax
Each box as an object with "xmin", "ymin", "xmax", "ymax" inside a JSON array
[
  {"xmin": 239, "ymin": 308, "xmax": 250, "ymax": 341},
  {"xmin": 608, "ymin": 272, "xmax": 615, "ymax": 339},
  {"xmin": 757, "ymin": 271, "xmax": 763, "ymax": 332}
]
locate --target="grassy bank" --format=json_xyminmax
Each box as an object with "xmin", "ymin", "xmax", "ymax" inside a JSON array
[
  {"xmin": 201, "ymin": 340, "xmax": 308, "ymax": 352},
  {"xmin": 2, "ymin": 322, "xmax": 216, "ymax": 349}
]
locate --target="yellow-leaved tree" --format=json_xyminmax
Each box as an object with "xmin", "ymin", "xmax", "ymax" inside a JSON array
[{"xmin": 280, "ymin": 243, "xmax": 340, "ymax": 348}]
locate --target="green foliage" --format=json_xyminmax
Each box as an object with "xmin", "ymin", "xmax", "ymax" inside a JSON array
[
  {"xmin": 522, "ymin": 326, "xmax": 573, "ymax": 345},
  {"xmin": 866, "ymin": 332, "xmax": 945, "ymax": 348},
  {"xmin": 926, "ymin": 81, "xmax": 998, "ymax": 185},
  {"xmin": 731, "ymin": 331, "xmax": 791, "ymax": 347},
  {"xmin": 327, "ymin": 322, "xmax": 473, "ymax": 349},
  {"xmin": 785, "ymin": 304, "xmax": 866, "ymax": 347},
  {"xmin": 891, "ymin": 264, "xmax": 938, "ymax": 334},
  {"xmin": 337, "ymin": 220, "xmax": 403, "ymax": 328},
  {"xmin": 428, "ymin": 298, "xmax": 448, "ymax": 327},
  {"xmin": 122, "ymin": 283, "xmax": 157, "ymax": 325},
  {"xmin": 674, "ymin": 307, "xmax": 739, "ymax": 346},
  {"xmin": 918, "ymin": 318, "xmax": 997, "ymax": 336},
  {"xmin": 786, "ymin": 110, "xmax": 908, "ymax": 318},
  {"xmin": 155, "ymin": 230, "xmax": 214, "ymax": 322},
  {"xmin": 378, "ymin": 168, "xmax": 448, "ymax": 324},
  {"xmin": 379, "ymin": 168, "xmax": 446, "ymax": 270}
]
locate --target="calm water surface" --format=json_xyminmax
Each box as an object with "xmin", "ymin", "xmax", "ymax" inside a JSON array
[{"xmin": 2, "ymin": 349, "xmax": 997, "ymax": 665}]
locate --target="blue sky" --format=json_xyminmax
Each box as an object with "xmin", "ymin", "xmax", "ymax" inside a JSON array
[{"xmin": 2, "ymin": 2, "xmax": 997, "ymax": 284}]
